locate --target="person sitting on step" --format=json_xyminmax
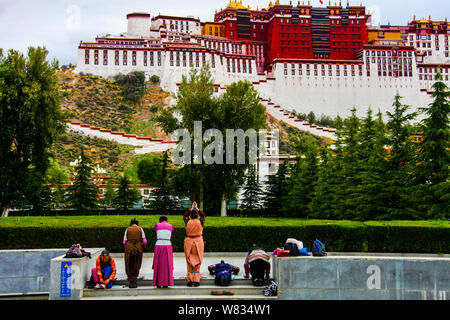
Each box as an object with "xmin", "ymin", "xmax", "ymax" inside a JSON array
[{"xmin": 89, "ymin": 250, "xmax": 117, "ymax": 289}]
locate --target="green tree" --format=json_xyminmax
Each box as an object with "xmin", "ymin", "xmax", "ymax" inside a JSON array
[
  {"xmin": 66, "ymin": 148, "xmax": 100, "ymax": 213},
  {"xmin": 262, "ymin": 159, "xmax": 290, "ymax": 214},
  {"xmin": 282, "ymin": 136, "xmax": 320, "ymax": 217},
  {"xmin": 101, "ymin": 177, "xmax": 116, "ymax": 208},
  {"xmin": 114, "ymin": 71, "xmax": 146, "ymax": 103},
  {"xmin": 0, "ymin": 47, "xmax": 65, "ymax": 216},
  {"xmin": 155, "ymin": 66, "xmax": 267, "ymax": 215},
  {"xmin": 416, "ymin": 72, "xmax": 449, "ymax": 186},
  {"xmin": 137, "ymin": 153, "xmax": 163, "ymax": 186},
  {"xmin": 150, "ymin": 151, "xmax": 177, "ymax": 212},
  {"xmin": 112, "ymin": 175, "xmax": 141, "ymax": 211},
  {"xmin": 155, "ymin": 65, "xmax": 217, "ymax": 210},
  {"xmin": 214, "ymin": 80, "xmax": 267, "ymax": 216},
  {"xmin": 349, "ymin": 109, "xmax": 390, "ymax": 220},
  {"xmin": 240, "ymin": 165, "xmax": 263, "ymax": 211},
  {"xmin": 309, "ymin": 145, "xmax": 340, "ymax": 219},
  {"xmin": 383, "ymin": 94, "xmax": 419, "ymax": 218},
  {"xmin": 45, "ymin": 158, "xmax": 70, "ymax": 185},
  {"xmin": 414, "ymin": 72, "xmax": 450, "ymax": 218}
]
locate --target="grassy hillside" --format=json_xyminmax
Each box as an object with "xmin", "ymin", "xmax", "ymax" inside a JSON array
[
  {"xmin": 52, "ymin": 67, "xmax": 331, "ymax": 174},
  {"xmin": 57, "ymin": 67, "xmax": 171, "ymax": 139},
  {"xmin": 53, "ymin": 67, "xmax": 173, "ymax": 174}
]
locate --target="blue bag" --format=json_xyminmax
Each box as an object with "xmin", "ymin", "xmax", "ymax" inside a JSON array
[
  {"xmin": 299, "ymin": 248, "xmax": 310, "ymax": 256},
  {"xmin": 312, "ymin": 239, "xmax": 327, "ymax": 257}
]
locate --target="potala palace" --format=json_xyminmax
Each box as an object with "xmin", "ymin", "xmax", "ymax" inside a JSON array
[{"xmin": 75, "ymin": 0, "xmax": 450, "ymax": 119}]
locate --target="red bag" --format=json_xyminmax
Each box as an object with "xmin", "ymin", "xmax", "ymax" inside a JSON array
[{"xmin": 277, "ymin": 250, "xmax": 290, "ymax": 257}]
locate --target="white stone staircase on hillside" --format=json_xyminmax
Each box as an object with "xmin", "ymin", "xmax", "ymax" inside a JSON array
[
  {"xmin": 260, "ymin": 98, "xmax": 337, "ymax": 140},
  {"xmin": 66, "ymin": 122, "xmax": 176, "ymax": 154}
]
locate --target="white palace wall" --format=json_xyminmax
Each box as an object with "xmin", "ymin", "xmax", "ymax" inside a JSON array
[{"xmin": 76, "ymin": 48, "xmax": 446, "ymax": 120}]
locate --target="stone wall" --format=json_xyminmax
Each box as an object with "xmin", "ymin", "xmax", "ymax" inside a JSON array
[
  {"xmin": 272, "ymin": 254, "xmax": 450, "ymax": 300},
  {"xmin": 0, "ymin": 249, "xmax": 66, "ymax": 296}
]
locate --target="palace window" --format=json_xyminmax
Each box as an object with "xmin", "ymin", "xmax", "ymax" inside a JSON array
[
  {"xmin": 176, "ymin": 52, "xmax": 180, "ymax": 66},
  {"xmin": 94, "ymin": 50, "xmax": 99, "ymax": 65},
  {"xmin": 132, "ymin": 51, "xmax": 136, "ymax": 66},
  {"xmin": 123, "ymin": 51, "xmax": 127, "ymax": 65},
  {"xmin": 84, "ymin": 50, "xmax": 90, "ymax": 65},
  {"xmin": 243, "ymin": 59, "xmax": 246, "ymax": 73},
  {"xmin": 157, "ymin": 52, "xmax": 161, "ymax": 66},
  {"xmin": 248, "ymin": 60, "xmax": 252, "ymax": 73},
  {"xmin": 170, "ymin": 52, "xmax": 174, "ymax": 66},
  {"xmin": 211, "ymin": 54, "xmax": 215, "ymax": 68},
  {"xmin": 196, "ymin": 53, "xmax": 199, "ymax": 67},
  {"xmin": 102, "ymin": 50, "xmax": 108, "ymax": 65},
  {"xmin": 189, "ymin": 52, "xmax": 193, "ymax": 67},
  {"xmin": 143, "ymin": 52, "xmax": 147, "ymax": 66},
  {"xmin": 150, "ymin": 52, "xmax": 154, "ymax": 66},
  {"xmin": 115, "ymin": 51, "xmax": 119, "ymax": 65},
  {"xmin": 183, "ymin": 52, "xmax": 187, "ymax": 67}
]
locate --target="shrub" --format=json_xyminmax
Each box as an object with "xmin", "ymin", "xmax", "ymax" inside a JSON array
[
  {"xmin": 1, "ymin": 216, "xmax": 448, "ymax": 254},
  {"xmin": 150, "ymin": 75, "xmax": 160, "ymax": 84}
]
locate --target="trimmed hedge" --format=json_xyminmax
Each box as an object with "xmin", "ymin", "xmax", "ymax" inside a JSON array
[
  {"xmin": 7, "ymin": 209, "xmax": 277, "ymax": 217},
  {"xmin": 1, "ymin": 224, "xmax": 448, "ymax": 254}
]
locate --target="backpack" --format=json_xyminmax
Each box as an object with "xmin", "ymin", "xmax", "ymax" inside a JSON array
[
  {"xmin": 284, "ymin": 242, "xmax": 300, "ymax": 256},
  {"xmin": 312, "ymin": 239, "xmax": 327, "ymax": 257},
  {"xmin": 263, "ymin": 281, "xmax": 278, "ymax": 297},
  {"xmin": 64, "ymin": 244, "xmax": 91, "ymax": 259}
]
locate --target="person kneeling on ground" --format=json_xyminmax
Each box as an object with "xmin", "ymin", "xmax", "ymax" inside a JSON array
[
  {"xmin": 208, "ymin": 261, "xmax": 240, "ymax": 286},
  {"xmin": 89, "ymin": 250, "xmax": 117, "ymax": 289},
  {"xmin": 244, "ymin": 244, "xmax": 271, "ymax": 287}
]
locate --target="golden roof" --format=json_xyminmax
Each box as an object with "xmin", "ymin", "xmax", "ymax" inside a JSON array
[{"xmin": 227, "ymin": 0, "xmax": 250, "ymax": 10}]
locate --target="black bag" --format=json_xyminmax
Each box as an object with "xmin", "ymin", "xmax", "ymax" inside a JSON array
[
  {"xmin": 284, "ymin": 242, "xmax": 300, "ymax": 256},
  {"xmin": 263, "ymin": 281, "xmax": 278, "ymax": 296}
]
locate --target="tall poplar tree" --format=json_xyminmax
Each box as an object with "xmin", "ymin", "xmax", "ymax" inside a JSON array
[{"xmin": 0, "ymin": 47, "xmax": 65, "ymax": 216}]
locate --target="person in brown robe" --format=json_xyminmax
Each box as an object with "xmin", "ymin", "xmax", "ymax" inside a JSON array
[
  {"xmin": 184, "ymin": 202, "xmax": 205, "ymax": 287},
  {"xmin": 123, "ymin": 218, "xmax": 147, "ymax": 288}
]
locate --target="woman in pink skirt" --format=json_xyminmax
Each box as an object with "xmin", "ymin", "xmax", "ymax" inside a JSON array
[{"xmin": 152, "ymin": 216, "xmax": 174, "ymax": 288}]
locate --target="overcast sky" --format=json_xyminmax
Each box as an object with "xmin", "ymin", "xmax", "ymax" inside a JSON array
[{"xmin": 0, "ymin": 0, "xmax": 449, "ymax": 65}]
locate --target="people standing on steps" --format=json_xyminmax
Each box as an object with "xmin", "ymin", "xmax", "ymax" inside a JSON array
[
  {"xmin": 153, "ymin": 215, "xmax": 174, "ymax": 288},
  {"xmin": 183, "ymin": 201, "xmax": 206, "ymax": 287},
  {"xmin": 89, "ymin": 250, "xmax": 117, "ymax": 289},
  {"xmin": 123, "ymin": 218, "xmax": 147, "ymax": 288}
]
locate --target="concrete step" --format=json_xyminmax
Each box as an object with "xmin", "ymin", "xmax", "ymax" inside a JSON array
[
  {"xmin": 82, "ymin": 294, "xmax": 277, "ymax": 300},
  {"xmin": 83, "ymin": 284, "xmax": 269, "ymax": 298},
  {"xmin": 110, "ymin": 278, "xmax": 261, "ymax": 286}
]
